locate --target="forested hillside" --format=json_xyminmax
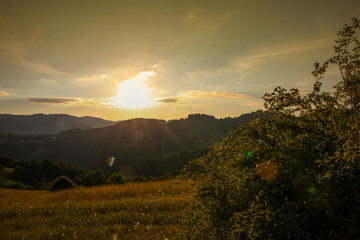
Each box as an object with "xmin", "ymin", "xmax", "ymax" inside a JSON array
[
  {"xmin": 0, "ymin": 112, "xmax": 257, "ymax": 176},
  {"xmin": 0, "ymin": 114, "xmax": 116, "ymax": 135}
]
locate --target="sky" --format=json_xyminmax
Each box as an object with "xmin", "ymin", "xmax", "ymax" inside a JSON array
[{"xmin": 0, "ymin": 0, "xmax": 359, "ymax": 121}]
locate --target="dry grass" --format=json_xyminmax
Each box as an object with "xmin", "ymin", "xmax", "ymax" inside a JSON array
[{"xmin": 0, "ymin": 179, "xmax": 194, "ymax": 240}]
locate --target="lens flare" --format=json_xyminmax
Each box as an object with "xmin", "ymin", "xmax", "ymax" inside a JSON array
[
  {"xmin": 107, "ymin": 156, "xmax": 115, "ymax": 167},
  {"xmin": 244, "ymin": 150, "xmax": 252, "ymax": 158}
]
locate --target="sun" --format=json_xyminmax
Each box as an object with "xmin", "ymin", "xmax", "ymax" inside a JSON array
[{"xmin": 114, "ymin": 78, "xmax": 154, "ymax": 109}]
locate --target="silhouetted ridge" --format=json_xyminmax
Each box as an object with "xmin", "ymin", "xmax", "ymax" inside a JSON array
[{"xmin": 0, "ymin": 113, "xmax": 116, "ymax": 135}]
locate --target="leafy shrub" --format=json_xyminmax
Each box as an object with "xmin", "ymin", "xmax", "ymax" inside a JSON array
[
  {"xmin": 83, "ymin": 169, "xmax": 107, "ymax": 186},
  {"xmin": 184, "ymin": 18, "xmax": 360, "ymax": 239},
  {"xmin": 0, "ymin": 156, "xmax": 15, "ymax": 167},
  {"xmin": 108, "ymin": 172, "xmax": 126, "ymax": 184},
  {"xmin": 51, "ymin": 176, "xmax": 75, "ymax": 191},
  {"xmin": 12, "ymin": 182, "xmax": 27, "ymax": 189}
]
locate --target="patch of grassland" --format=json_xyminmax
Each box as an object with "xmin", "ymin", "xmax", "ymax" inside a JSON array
[{"xmin": 0, "ymin": 179, "xmax": 193, "ymax": 240}]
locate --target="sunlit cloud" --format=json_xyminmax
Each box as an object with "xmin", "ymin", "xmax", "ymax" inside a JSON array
[
  {"xmin": 183, "ymin": 90, "xmax": 252, "ymax": 99},
  {"xmin": 133, "ymin": 71, "xmax": 155, "ymax": 81},
  {"xmin": 29, "ymin": 97, "xmax": 79, "ymax": 105},
  {"xmin": 0, "ymin": 40, "xmax": 70, "ymax": 76},
  {"xmin": 0, "ymin": 91, "xmax": 9, "ymax": 96},
  {"xmin": 75, "ymin": 74, "xmax": 108, "ymax": 82},
  {"xmin": 154, "ymin": 91, "xmax": 253, "ymax": 106}
]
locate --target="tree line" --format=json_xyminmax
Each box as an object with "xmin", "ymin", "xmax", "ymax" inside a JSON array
[{"xmin": 0, "ymin": 157, "xmax": 160, "ymax": 191}]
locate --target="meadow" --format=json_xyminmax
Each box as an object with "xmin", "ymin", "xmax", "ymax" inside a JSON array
[{"xmin": 0, "ymin": 179, "xmax": 193, "ymax": 240}]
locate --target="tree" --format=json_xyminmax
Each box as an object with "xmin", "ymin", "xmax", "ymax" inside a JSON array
[
  {"xmin": 83, "ymin": 169, "xmax": 107, "ymax": 186},
  {"xmin": 51, "ymin": 176, "xmax": 75, "ymax": 191},
  {"xmin": 108, "ymin": 172, "xmax": 126, "ymax": 184},
  {"xmin": 183, "ymin": 18, "xmax": 360, "ymax": 239}
]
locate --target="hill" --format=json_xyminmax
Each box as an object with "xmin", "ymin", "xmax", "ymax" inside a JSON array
[
  {"xmin": 0, "ymin": 113, "xmax": 116, "ymax": 135},
  {"xmin": 0, "ymin": 112, "xmax": 259, "ymax": 176}
]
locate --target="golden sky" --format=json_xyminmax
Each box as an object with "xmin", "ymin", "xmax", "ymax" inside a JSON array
[{"xmin": 0, "ymin": 0, "xmax": 359, "ymax": 120}]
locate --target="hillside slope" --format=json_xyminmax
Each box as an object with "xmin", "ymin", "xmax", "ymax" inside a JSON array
[
  {"xmin": 0, "ymin": 114, "xmax": 116, "ymax": 135},
  {"xmin": 0, "ymin": 112, "xmax": 259, "ymax": 176}
]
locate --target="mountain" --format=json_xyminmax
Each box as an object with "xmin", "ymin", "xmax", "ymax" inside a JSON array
[
  {"xmin": 0, "ymin": 114, "xmax": 116, "ymax": 135},
  {"xmin": 0, "ymin": 112, "xmax": 260, "ymax": 176}
]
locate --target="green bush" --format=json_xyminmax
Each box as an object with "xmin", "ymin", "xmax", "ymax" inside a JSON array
[
  {"xmin": 51, "ymin": 176, "xmax": 75, "ymax": 191},
  {"xmin": 83, "ymin": 169, "xmax": 107, "ymax": 186},
  {"xmin": 183, "ymin": 18, "xmax": 360, "ymax": 239},
  {"xmin": 108, "ymin": 172, "xmax": 126, "ymax": 185},
  {"xmin": 12, "ymin": 182, "xmax": 27, "ymax": 190}
]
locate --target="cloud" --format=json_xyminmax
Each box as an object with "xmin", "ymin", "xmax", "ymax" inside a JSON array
[
  {"xmin": 158, "ymin": 98, "xmax": 179, "ymax": 103},
  {"xmin": 29, "ymin": 97, "xmax": 78, "ymax": 105},
  {"xmin": 184, "ymin": 90, "xmax": 252, "ymax": 99},
  {"xmin": 28, "ymin": 97, "xmax": 111, "ymax": 107},
  {"xmin": 183, "ymin": 38, "xmax": 332, "ymax": 90},
  {"xmin": 74, "ymin": 74, "xmax": 108, "ymax": 82},
  {"xmin": 0, "ymin": 91, "xmax": 9, "ymax": 96},
  {"xmin": 0, "ymin": 17, "xmax": 7, "ymax": 27},
  {"xmin": 228, "ymin": 39, "xmax": 330, "ymax": 74},
  {"xmin": 186, "ymin": 7, "xmax": 232, "ymax": 31},
  {"xmin": 235, "ymin": 99, "xmax": 264, "ymax": 109},
  {"xmin": 0, "ymin": 40, "xmax": 70, "ymax": 76},
  {"xmin": 135, "ymin": 71, "xmax": 155, "ymax": 80}
]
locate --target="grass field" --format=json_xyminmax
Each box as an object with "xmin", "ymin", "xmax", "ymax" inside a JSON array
[{"xmin": 0, "ymin": 179, "xmax": 194, "ymax": 240}]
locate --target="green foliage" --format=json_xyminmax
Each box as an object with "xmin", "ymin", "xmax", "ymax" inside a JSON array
[
  {"xmin": 0, "ymin": 156, "xmax": 15, "ymax": 167},
  {"xmin": 108, "ymin": 172, "xmax": 126, "ymax": 185},
  {"xmin": 140, "ymin": 146, "xmax": 212, "ymax": 176},
  {"xmin": 12, "ymin": 182, "xmax": 27, "ymax": 190},
  {"xmin": 3, "ymin": 158, "xmax": 89, "ymax": 189},
  {"xmin": 34, "ymin": 179, "xmax": 49, "ymax": 190},
  {"xmin": 83, "ymin": 169, "xmax": 107, "ymax": 186},
  {"xmin": 184, "ymin": 18, "xmax": 360, "ymax": 239},
  {"xmin": 51, "ymin": 176, "xmax": 75, "ymax": 191}
]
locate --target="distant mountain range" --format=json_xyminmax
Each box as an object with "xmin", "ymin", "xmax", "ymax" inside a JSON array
[
  {"xmin": 0, "ymin": 112, "xmax": 260, "ymax": 176},
  {"xmin": 0, "ymin": 114, "xmax": 117, "ymax": 135}
]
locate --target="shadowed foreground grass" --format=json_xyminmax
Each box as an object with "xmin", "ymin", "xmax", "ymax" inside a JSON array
[{"xmin": 0, "ymin": 179, "xmax": 193, "ymax": 240}]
